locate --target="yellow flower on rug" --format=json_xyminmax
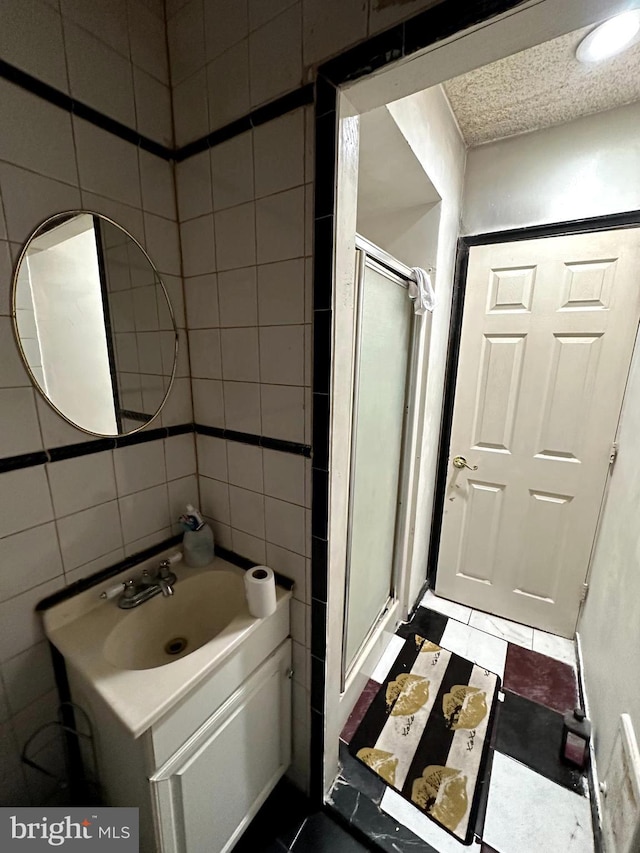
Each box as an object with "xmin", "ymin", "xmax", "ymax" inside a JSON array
[
  {"xmin": 355, "ymin": 748, "xmax": 398, "ymax": 786},
  {"xmin": 386, "ymin": 673, "xmax": 430, "ymax": 716},
  {"xmin": 411, "ymin": 765, "xmax": 469, "ymax": 832},
  {"xmin": 414, "ymin": 635, "xmax": 441, "ymax": 653},
  {"xmin": 442, "ymin": 685, "xmax": 488, "ymax": 730}
]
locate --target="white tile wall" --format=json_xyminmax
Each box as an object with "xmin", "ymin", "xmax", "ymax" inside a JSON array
[
  {"xmin": 0, "ymin": 0, "xmax": 447, "ymax": 804},
  {"xmin": 196, "ymin": 435, "xmax": 229, "ymax": 480},
  {"xmin": 168, "ymin": 0, "xmax": 206, "ymax": 85},
  {"xmin": 302, "ymin": 0, "xmax": 367, "ymax": 67},
  {"xmin": 257, "ymin": 259, "xmax": 305, "ymax": 326},
  {"xmin": 0, "ymin": 0, "xmax": 69, "ymax": 92},
  {"xmin": 220, "ymin": 328, "xmax": 260, "ymax": 382},
  {"xmin": 223, "ymin": 381, "xmax": 262, "ymax": 433},
  {"xmin": 227, "ymin": 443, "xmax": 264, "ymax": 492},
  {"xmin": 0, "ymin": 81, "xmax": 76, "ymax": 185},
  {"xmin": 134, "ymin": 67, "xmax": 173, "ymax": 146},
  {"xmin": 65, "ymin": 23, "xmax": 137, "ymax": 126},
  {"xmin": 218, "ymin": 267, "xmax": 258, "ymax": 327},
  {"xmin": 249, "ymin": 4, "xmax": 302, "ymax": 107},
  {"xmin": 253, "ymin": 111, "xmax": 305, "ymax": 198},
  {"xmin": 256, "ymin": 186, "xmax": 305, "ymax": 264},
  {"xmin": 211, "ymin": 133, "xmax": 254, "ymax": 211},
  {"xmin": 185, "ymin": 275, "xmax": 220, "ymax": 329},
  {"xmin": 214, "ymin": 203, "xmax": 257, "ymax": 270},
  {"xmin": 204, "ymin": 0, "xmax": 248, "ymax": 63},
  {"xmin": 0, "ymin": 5, "xmax": 188, "ymax": 804},
  {"xmin": 207, "ymin": 41, "xmax": 251, "ymax": 133},
  {"xmin": 47, "ymin": 452, "xmax": 117, "ymax": 517}
]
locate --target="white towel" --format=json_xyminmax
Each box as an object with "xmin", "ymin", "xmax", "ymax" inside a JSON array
[{"xmin": 408, "ymin": 267, "xmax": 435, "ymax": 315}]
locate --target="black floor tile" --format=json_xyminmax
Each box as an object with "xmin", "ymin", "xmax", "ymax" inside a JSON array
[
  {"xmin": 291, "ymin": 812, "xmax": 370, "ymax": 852},
  {"xmin": 494, "ymin": 691, "xmax": 585, "ymax": 794},
  {"xmin": 328, "ymin": 784, "xmax": 438, "ymax": 853},
  {"xmin": 233, "ymin": 779, "xmax": 310, "ymax": 852},
  {"xmin": 395, "ymin": 606, "xmax": 448, "ymax": 643}
]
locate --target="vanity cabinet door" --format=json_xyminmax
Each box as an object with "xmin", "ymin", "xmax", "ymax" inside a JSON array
[{"xmin": 150, "ymin": 640, "xmax": 291, "ymax": 853}]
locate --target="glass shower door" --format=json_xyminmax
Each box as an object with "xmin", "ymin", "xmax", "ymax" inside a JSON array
[{"xmin": 343, "ymin": 248, "xmax": 414, "ymax": 674}]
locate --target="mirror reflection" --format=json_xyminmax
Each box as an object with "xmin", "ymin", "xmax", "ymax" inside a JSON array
[{"xmin": 13, "ymin": 212, "xmax": 177, "ymax": 436}]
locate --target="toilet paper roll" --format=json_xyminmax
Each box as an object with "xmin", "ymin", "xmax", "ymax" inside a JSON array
[{"xmin": 244, "ymin": 565, "xmax": 277, "ymax": 618}]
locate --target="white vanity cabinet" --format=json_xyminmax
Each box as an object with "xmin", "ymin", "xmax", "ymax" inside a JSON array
[
  {"xmin": 151, "ymin": 640, "xmax": 291, "ymax": 853},
  {"xmin": 69, "ymin": 638, "xmax": 292, "ymax": 853},
  {"xmin": 50, "ymin": 563, "xmax": 294, "ymax": 853}
]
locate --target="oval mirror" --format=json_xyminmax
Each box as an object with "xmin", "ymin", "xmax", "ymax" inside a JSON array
[{"xmin": 12, "ymin": 211, "xmax": 178, "ymax": 437}]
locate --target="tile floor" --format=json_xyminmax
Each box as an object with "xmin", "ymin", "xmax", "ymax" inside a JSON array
[
  {"xmin": 231, "ymin": 778, "xmax": 369, "ymax": 853},
  {"xmin": 330, "ymin": 590, "xmax": 594, "ymax": 853}
]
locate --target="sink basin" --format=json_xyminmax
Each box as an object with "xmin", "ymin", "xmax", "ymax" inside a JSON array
[
  {"xmin": 42, "ymin": 556, "xmax": 291, "ymax": 736},
  {"xmin": 103, "ymin": 571, "xmax": 249, "ymax": 670}
]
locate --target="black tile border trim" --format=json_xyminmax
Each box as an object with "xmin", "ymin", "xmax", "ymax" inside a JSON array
[
  {"xmin": 36, "ymin": 537, "xmax": 294, "ymax": 612},
  {"xmin": 173, "ymin": 83, "xmax": 315, "ymax": 162},
  {"xmin": 0, "ymin": 450, "xmax": 48, "ymax": 474},
  {"xmin": 317, "ymin": 0, "xmax": 528, "ymax": 86},
  {"xmin": 36, "ymin": 533, "xmax": 183, "ymax": 611},
  {"xmin": 195, "ymin": 423, "xmax": 312, "ymax": 457},
  {"xmin": 0, "ymin": 420, "xmax": 311, "ymax": 475},
  {"xmin": 47, "ymin": 423, "xmax": 193, "ymax": 463},
  {"xmin": 0, "ymin": 56, "xmax": 314, "ymax": 164},
  {"xmin": 0, "ymin": 58, "xmax": 173, "ymax": 160}
]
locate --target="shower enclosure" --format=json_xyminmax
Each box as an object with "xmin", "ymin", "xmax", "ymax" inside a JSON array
[{"xmin": 342, "ymin": 236, "xmax": 419, "ymax": 680}]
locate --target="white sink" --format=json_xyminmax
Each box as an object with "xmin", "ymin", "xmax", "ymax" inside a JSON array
[
  {"xmin": 103, "ymin": 570, "xmax": 248, "ymax": 670},
  {"xmin": 43, "ymin": 556, "xmax": 291, "ymax": 736}
]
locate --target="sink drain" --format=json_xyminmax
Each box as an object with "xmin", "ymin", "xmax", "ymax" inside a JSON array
[{"xmin": 165, "ymin": 637, "xmax": 188, "ymax": 655}]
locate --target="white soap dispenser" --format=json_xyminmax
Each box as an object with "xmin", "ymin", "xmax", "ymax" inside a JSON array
[{"xmin": 180, "ymin": 504, "xmax": 215, "ymax": 567}]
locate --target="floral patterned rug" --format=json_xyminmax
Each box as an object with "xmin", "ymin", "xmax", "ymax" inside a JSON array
[{"xmin": 348, "ymin": 633, "xmax": 500, "ymax": 845}]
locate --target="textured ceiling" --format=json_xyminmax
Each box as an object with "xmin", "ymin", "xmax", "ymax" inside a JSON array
[{"xmin": 443, "ymin": 25, "xmax": 640, "ymax": 146}]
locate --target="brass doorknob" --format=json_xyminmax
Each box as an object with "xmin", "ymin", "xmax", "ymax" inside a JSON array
[{"xmin": 452, "ymin": 455, "xmax": 478, "ymax": 471}]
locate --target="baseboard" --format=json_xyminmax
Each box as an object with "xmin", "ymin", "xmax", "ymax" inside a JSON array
[{"xmin": 575, "ymin": 631, "xmax": 605, "ymax": 853}]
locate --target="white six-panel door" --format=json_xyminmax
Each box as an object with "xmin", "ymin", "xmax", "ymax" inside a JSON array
[{"xmin": 436, "ymin": 228, "xmax": 640, "ymax": 636}]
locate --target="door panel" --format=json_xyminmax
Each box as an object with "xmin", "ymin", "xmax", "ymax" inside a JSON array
[
  {"xmin": 436, "ymin": 228, "xmax": 640, "ymax": 636},
  {"xmin": 472, "ymin": 334, "xmax": 526, "ymax": 452},
  {"xmin": 457, "ymin": 479, "xmax": 504, "ymax": 583}
]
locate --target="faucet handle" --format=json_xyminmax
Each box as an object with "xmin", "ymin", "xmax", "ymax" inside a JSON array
[
  {"xmin": 122, "ymin": 578, "xmax": 138, "ymax": 599},
  {"xmin": 158, "ymin": 560, "xmax": 172, "ymax": 579},
  {"xmin": 158, "ymin": 553, "xmax": 181, "ymax": 579}
]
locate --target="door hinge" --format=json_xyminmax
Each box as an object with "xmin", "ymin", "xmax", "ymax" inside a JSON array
[
  {"xmin": 580, "ymin": 582, "xmax": 589, "ymax": 604},
  {"xmin": 609, "ymin": 442, "xmax": 619, "ymax": 466}
]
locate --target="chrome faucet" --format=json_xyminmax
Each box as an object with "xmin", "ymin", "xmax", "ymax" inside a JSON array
[
  {"xmin": 157, "ymin": 559, "xmax": 176, "ymax": 597},
  {"xmin": 102, "ymin": 560, "xmax": 178, "ymax": 609}
]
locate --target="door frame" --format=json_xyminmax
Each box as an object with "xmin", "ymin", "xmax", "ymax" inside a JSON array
[{"xmin": 427, "ymin": 208, "xmax": 640, "ymax": 590}]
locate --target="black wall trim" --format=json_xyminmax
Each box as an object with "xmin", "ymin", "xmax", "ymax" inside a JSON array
[
  {"xmin": 0, "ymin": 423, "xmax": 192, "ymax": 473},
  {"xmin": 0, "ymin": 56, "xmax": 314, "ymax": 164},
  {"xmin": 0, "ymin": 419, "xmax": 311, "ymax": 476},
  {"xmin": 195, "ymin": 423, "xmax": 312, "ymax": 457},
  {"xmin": 428, "ymin": 211, "xmax": 640, "ymax": 588},
  {"xmin": 0, "ymin": 450, "xmax": 48, "ymax": 474},
  {"xmin": 318, "ymin": 0, "xmax": 528, "ymax": 85},
  {"xmin": 36, "ymin": 533, "xmax": 183, "ymax": 611},
  {"xmin": 37, "ymin": 537, "xmax": 293, "ymax": 612},
  {"xmin": 174, "ymin": 83, "xmax": 315, "ymax": 162},
  {"xmin": 0, "ymin": 58, "xmax": 173, "ymax": 160},
  {"xmin": 426, "ymin": 240, "xmax": 468, "ymax": 588}
]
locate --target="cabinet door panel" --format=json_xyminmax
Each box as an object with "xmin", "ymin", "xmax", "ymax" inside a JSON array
[{"xmin": 151, "ymin": 641, "xmax": 291, "ymax": 853}]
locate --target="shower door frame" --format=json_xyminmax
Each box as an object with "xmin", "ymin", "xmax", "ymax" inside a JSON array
[{"xmin": 341, "ymin": 235, "xmax": 421, "ymax": 687}]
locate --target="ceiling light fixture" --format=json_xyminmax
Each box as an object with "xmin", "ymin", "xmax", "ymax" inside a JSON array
[{"xmin": 576, "ymin": 10, "xmax": 640, "ymax": 63}]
